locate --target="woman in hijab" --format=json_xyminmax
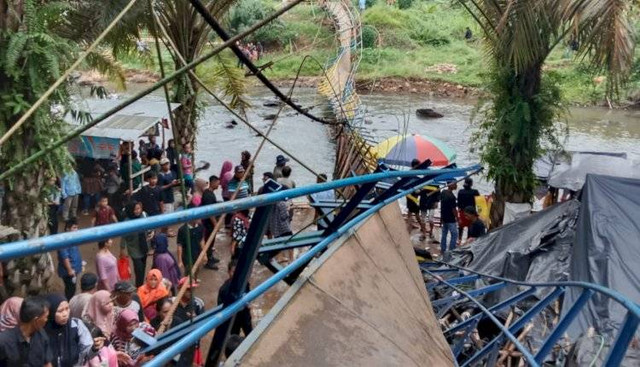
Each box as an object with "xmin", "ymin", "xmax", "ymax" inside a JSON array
[
  {"xmin": 137, "ymin": 269, "xmax": 169, "ymax": 321},
  {"xmin": 0, "ymin": 297, "xmax": 23, "ymax": 332},
  {"xmin": 110, "ymin": 309, "xmax": 155, "ymax": 367},
  {"xmin": 219, "ymin": 160, "xmax": 234, "ymax": 201},
  {"xmin": 44, "ymin": 294, "xmax": 97, "ymax": 367},
  {"xmin": 152, "ymin": 233, "xmax": 181, "ymax": 293},
  {"xmin": 83, "ymin": 290, "xmax": 115, "ymax": 337}
]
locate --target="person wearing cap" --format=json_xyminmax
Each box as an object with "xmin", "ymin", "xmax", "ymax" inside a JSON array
[
  {"xmin": 440, "ymin": 180, "xmax": 459, "ymax": 256},
  {"xmin": 69, "ymin": 273, "xmax": 98, "ymax": 319},
  {"xmin": 228, "ymin": 165, "xmax": 250, "ymax": 200},
  {"xmin": 463, "ymin": 206, "xmax": 486, "ymax": 245},
  {"xmin": 273, "ymin": 155, "xmax": 289, "ymax": 179},
  {"xmin": 159, "ymin": 157, "xmax": 179, "ymax": 214},
  {"xmin": 112, "ymin": 281, "xmax": 144, "ymax": 322},
  {"xmin": 457, "ymin": 177, "xmax": 480, "ymax": 242}
]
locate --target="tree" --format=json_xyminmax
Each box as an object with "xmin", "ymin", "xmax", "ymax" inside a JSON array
[
  {"xmin": 461, "ymin": 0, "xmax": 635, "ymax": 225},
  {"xmin": 0, "ymin": 0, "xmax": 78, "ymax": 294}
]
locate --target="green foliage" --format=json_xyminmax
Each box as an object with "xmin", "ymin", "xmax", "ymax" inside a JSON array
[
  {"xmin": 361, "ymin": 26, "xmax": 378, "ymax": 49},
  {"xmin": 0, "ymin": 0, "xmax": 75, "ymax": 183},
  {"xmin": 397, "ymin": 0, "xmax": 413, "ymax": 10},
  {"xmin": 228, "ymin": 0, "xmax": 292, "ymax": 46},
  {"xmin": 198, "ymin": 52, "xmax": 251, "ymax": 114},
  {"xmin": 471, "ymin": 66, "xmax": 567, "ymax": 202}
]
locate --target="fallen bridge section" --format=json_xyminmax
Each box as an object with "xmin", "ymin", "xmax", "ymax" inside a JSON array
[{"xmin": 226, "ymin": 203, "xmax": 453, "ymax": 366}]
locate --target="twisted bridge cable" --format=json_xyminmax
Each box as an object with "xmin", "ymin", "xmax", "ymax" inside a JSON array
[
  {"xmin": 186, "ymin": 0, "xmax": 336, "ymax": 126},
  {"xmin": 0, "ymin": 0, "xmax": 307, "ymax": 182},
  {"xmin": 0, "ymin": 0, "xmax": 140, "ymax": 148},
  {"xmin": 157, "ymin": 48, "xmax": 314, "ymax": 335}
]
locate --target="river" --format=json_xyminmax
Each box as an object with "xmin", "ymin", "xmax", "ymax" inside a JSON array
[
  {"xmin": 116, "ymin": 83, "xmax": 640, "ymax": 192},
  {"xmin": 190, "ymin": 86, "xmax": 640, "ymax": 193}
]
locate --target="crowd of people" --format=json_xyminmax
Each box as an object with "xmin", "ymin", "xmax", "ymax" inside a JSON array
[
  {"xmin": 0, "ymin": 134, "xmax": 311, "ymax": 366},
  {"xmin": 405, "ymin": 160, "xmax": 487, "ymax": 258}
]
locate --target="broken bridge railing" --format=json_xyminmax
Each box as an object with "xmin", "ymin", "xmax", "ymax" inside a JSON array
[
  {"xmin": 0, "ymin": 162, "xmax": 481, "ymax": 366},
  {"xmin": 422, "ymin": 262, "xmax": 640, "ymax": 367}
]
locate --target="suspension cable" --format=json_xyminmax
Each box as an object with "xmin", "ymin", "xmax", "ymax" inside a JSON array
[
  {"xmin": 157, "ymin": 42, "xmax": 317, "ymax": 334},
  {"xmin": 0, "ymin": 0, "xmax": 140, "ymax": 147},
  {"xmin": 186, "ymin": 0, "xmax": 337, "ymax": 126}
]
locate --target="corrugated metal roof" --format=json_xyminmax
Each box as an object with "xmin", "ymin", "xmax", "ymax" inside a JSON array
[{"xmin": 65, "ymin": 98, "xmax": 180, "ymax": 141}]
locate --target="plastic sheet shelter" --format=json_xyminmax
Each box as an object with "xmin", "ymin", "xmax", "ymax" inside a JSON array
[
  {"xmin": 534, "ymin": 151, "xmax": 640, "ymax": 191},
  {"xmin": 64, "ymin": 98, "xmax": 180, "ymax": 159},
  {"xmin": 563, "ymin": 174, "xmax": 640, "ymax": 339}
]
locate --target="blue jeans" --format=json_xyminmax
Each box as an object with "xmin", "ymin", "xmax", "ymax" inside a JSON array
[
  {"xmin": 83, "ymin": 193, "xmax": 99, "ymax": 211},
  {"xmin": 441, "ymin": 222, "xmax": 458, "ymax": 254}
]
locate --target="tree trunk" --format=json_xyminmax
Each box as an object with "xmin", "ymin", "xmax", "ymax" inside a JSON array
[
  {"xmin": 171, "ymin": 65, "xmax": 200, "ymax": 152},
  {"xmin": 489, "ymin": 64, "xmax": 543, "ymax": 228},
  {"xmin": 2, "ymin": 164, "xmax": 56, "ymax": 296}
]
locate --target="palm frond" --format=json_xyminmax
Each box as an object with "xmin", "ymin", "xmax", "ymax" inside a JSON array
[
  {"xmin": 202, "ymin": 52, "xmax": 250, "ymax": 114},
  {"xmin": 84, "ymin": 49, "xmax": 127, "ymax": 90},
  {"xmin": 573, "ymin": 0, "xmax": 635, "ymax": 95}
]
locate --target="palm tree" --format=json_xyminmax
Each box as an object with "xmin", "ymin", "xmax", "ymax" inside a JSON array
[{"xmin": 460, "ymin": 0, "xmax": 635, "ymax": 225}]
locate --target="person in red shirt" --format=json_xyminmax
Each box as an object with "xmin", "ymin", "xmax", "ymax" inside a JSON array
[{"xmin": 92, "ymin": 196, "xmax": 118, "ymax": 226}]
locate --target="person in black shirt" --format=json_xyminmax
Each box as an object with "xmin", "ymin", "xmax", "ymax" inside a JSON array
[
  {"xmin": 135, "ymin": 172, "xmax": 163, "ymax": 216},
  {"xmin": 440, "ymin": 180, "xmax": 459, "ymax": 255},
  {"xmin": 177, "ymin": 219, "xmax": 206, "ymax": 277},
  {"xmin": 217, "ymin": 260, "xmax": 253, "ymax": 337},
  {"xmin": 201, "ymin": 175, "xmax": 221, "ymax": 269},
  {"xmin": 464, "ymin": 206, "xmax": 486, "ymax": 244},
  {"xmin": 407, "ymin": 159, "xmax": 428, "ymax": 240},
  {"xmin": 457, "ymin": 178, "xmax": 480, "ymax": 241},
  {"xmin": 174, "ymin": 277, "xmax": 204, "ymax": 367},
  {"xmin": 0, "ymin": 296, "xmax": 53, "ymax": 367},
  {"xmin": 158, "ymin": 158, "xmax": 178, "ymax": 213}
]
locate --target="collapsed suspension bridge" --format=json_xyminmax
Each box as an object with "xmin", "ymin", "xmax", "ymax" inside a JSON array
[{"xmin": 0, "ymin": 0, "xmax": 639, "ymax": 366}]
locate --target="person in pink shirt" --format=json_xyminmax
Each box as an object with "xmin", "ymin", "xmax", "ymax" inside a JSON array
[{"xmin": 95, "ymin": 239, "xmax": 120, "ymax": 291}]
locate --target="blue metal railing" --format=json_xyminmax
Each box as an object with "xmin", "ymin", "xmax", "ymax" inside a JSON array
[
  {"xmin": 0, "ymin": 164, "xmax": 481, "ymax": 366},
  {"xmin": 0, "ymin": 166, "xmax": 479, "ymax": 261},
  {"xmin": 422, "ymin": 262, "xmax": 640, "ymax": 366}
]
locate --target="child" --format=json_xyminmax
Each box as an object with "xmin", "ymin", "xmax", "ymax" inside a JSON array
[{"xmin": 92, "ymin": 196, "xmax": 118, "ymax": 227}]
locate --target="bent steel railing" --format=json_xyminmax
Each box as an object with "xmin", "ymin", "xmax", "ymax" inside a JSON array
[
  {"xmin": 0, "ymin": 163, "xmax": 481, "ymax": 366},
  {"xmin": 421, "ymin": 262, "xmax": 640, "ymax": 367}
]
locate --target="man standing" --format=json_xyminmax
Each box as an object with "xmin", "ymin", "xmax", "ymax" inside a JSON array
[
  {"xmin": 69, "ymin": 273, "xmax": 98, "ymax": 319},
  {"xmin": 0, "ymin": 296, "xmax": 53, "ymax": 366},
  {"xmin": 201, "ymin": 175, "xmax": 221, "ymax": 269},
  {"xmin": 240, "ymin": 151, "xmax": 254, "ymax": 194},
  {"xmin": 135, "ymin": 172, "xmax": 163, "ymax": 216},
  {"xmin": 440, "ymin": 180, "xmax": 458, "ymax": 256},
  {"xmin": 228, "ymin": 166, "xmax": 250, "ymax": 200},
  {"xmin": 158, "ymin": 158, "xmax": 178, "ymax": 213},
  {"xmin": 272, "ymin": 155, "xmax": 289, "ymax": 179},
  {"xmin": 177, "ymin": 218, "xmax": 207, "ymax": 277},
  {"xmin": 61, "ymin": 168, "xmax": 82, "ymax": 222},
  {"xmin": 58, "ymin": 219, "xmax": 83, "ymax": 300},
  {"xmin": 457, "ymin": 178, "xmax": 480, "ymax": 241},
  {"xmin": 420, "ymin": 185, "xmax": 440, "ymax": 239},
  {"xmin": 277, "ymin": 166, "xmax": 296, "ymax": 189}
]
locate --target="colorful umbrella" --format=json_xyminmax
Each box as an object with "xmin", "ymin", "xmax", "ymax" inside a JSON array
[{"xmin": 372, "ymin": 134, "xmax": 456, "ymax": 167}]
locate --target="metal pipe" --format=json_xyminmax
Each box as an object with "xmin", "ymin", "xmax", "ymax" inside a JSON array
[
  {"xmin": 145, "ymin": 167, "xmax": 477, "ymax": 366},
  {"xmin": 0, "ymin": 166, "xmax": 480, "ymax": 261}
]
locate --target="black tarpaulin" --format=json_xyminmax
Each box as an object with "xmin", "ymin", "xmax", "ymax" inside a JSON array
[
  {"xmin": 450, "ymin": 199, "xmax": 580, "ymax": 284},
  {"xmin": 563, "ymin": 174, "xmax": 640, "ymax": 338}
]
